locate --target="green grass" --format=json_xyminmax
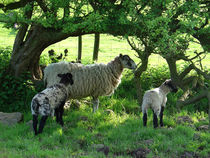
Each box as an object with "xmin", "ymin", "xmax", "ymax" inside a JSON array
[{"xmin": 0, "ymin": 107, "xmax": 209, "ymax": 158}]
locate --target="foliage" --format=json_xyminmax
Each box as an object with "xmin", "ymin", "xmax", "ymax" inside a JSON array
[
  {"xmin": 0, "ymin": 46, "xmax": 11, "ymax": 70},
  {"xmin": 0, "ymin": 48, "xmax": 44, "ymax": 112},
  {"xmin": 0, "ymin": 70, "xmax": 44, "ymax": 112}
]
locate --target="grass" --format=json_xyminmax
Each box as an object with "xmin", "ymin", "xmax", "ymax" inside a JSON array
[
  {"xmin": 0, "ymin": 23, "xmax": 210, "ymax": 157},
  {"xmin": 0, "ymin": 107, "xmax": 209, "ymax": 158}
]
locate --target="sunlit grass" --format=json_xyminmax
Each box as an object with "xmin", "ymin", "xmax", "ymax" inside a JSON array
[{"xmin": 1, "ymin": 108, "xmax": 209, "ymax": 157}]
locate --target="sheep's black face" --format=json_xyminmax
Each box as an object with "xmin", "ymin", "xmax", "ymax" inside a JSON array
[
  {"xmin": 165, "ymin": 79, "xmax": 178, "ymax": 93},
  {"xmin": 58, "ymin": 73, "xmax": 74, "ymax": 85},
  {"xmin": 119, "ymin": 54, "xmax": 137, "ymax": 70}
]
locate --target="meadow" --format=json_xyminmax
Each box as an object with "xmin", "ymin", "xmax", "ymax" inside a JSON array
[{"xmin": 0, "ymin": 23, "xmax": 210, "ymax": 158}]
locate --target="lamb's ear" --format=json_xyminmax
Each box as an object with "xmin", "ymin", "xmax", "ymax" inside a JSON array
[
  {"xmin": 57, "ymin": 74, "xmax": 63, "ymax": 78},
  {"xmin": 164, "ymin": 79, "xmax": 171, "ymax": 85},
  {"xmin": 67, "ymin": 73, "xmax": 74, "ymax": 85}
]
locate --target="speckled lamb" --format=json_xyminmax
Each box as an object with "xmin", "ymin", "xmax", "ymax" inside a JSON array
[{"xmin": 31, "ymin": 73, "xmax": 73, "ymax": 135}]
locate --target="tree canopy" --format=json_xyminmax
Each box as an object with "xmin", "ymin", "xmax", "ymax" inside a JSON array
[{"xmin": 0, "ymin": 0, "xmax": 209, "ymax": 81}]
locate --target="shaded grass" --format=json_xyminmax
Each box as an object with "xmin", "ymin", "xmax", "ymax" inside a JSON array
[{"xmin": 0, "ymin": 106, "xmax": 210, "ymax": 158}]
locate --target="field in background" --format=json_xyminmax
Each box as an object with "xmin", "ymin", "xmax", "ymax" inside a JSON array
[{"xmin": 1, "ymin": 23, "xmax": 208, "ymax": 68}]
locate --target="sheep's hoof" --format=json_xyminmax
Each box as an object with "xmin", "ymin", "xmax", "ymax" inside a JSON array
[{"xmin": 153, "ymin": 125, "xmax": 158, "ymax": 128}]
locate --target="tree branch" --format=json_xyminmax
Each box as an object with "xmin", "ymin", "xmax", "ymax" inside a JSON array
[
  {"xmin": 1, "ymin": 0, "xmax": 34, "ymax": 11},
  {"xmin": 179, "ymin": 64, "xmax": 194, "ymax": 80},
  {"xmin": 0, "ymin": 3, "xmax": 4, "ymax": 8},
  {"xmin": 12, "ymin": 3, "xmax": 34, "ymax": 56},
  {"xmin": 35, "ymin": 0, "xmax": 49, "ymax": 13},
  {"xmin": 127, "ymin": 37, "xmax": 142, "ymax": 58},
  {"xmin": 177, "ymin": 88, "xmax": 209, "ymax": 106},
  {"xmin": 191, "ymin": 63, "xmax": 210, "ymax": 80}
]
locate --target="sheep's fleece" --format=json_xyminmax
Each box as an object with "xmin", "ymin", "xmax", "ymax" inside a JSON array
[
  {"xmin": 142, "ymin": 79, "xmax": 178, "ymax": 115},
  {"xmin": 44, "ymin": 61, "xmax": 83, "ymax": 87},
  {"xmin": 31, "ymin": 84, "xmax": 68, "ymax": 116},
  {"xmin": 43, "ymin": 54, "xmax": 136, "ymax": 112}
]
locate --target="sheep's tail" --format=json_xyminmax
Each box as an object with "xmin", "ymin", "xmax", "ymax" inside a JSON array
[
  {"xmin": 43, "ymin": 67, "xmax": 49, "ymax": 88},
  {"xmin": 43, "ymin": 77, "xmax": 47, "ymax": 88}
]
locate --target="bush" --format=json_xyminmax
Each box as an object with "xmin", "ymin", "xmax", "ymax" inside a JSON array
[
  {"xmin": 0, "ymin": 47, "xmax": 45, "ymax": 112},
  {"xmin": 0, "ymin": 71, "xmax": 44, "ymax": 112},
  {"xmin": 0, "ymin": 47, "xmax": 11, "ymax": 70}
]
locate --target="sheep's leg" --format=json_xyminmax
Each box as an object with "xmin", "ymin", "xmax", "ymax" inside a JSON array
[
  {"xmin": 92, "ymin": 98, "xmax": 99, "ymax": 113},
  {"xmin": 32, "ymin": 115, "xmax": 38, "ymax": 135},
  {"xmin": 143, "ymin": 112, "xmax": 147, "ymax": 127},
  {"xmin": 55, "ymin": 108, "xmax": 60, "ymax": 124},
  {"xmin": 153, "ymin": 110, "xmax": 158, "ymax": 128},
  {"xmin": 38, "ymin": 115, "xmax": 48, "ymax": 134},
  {"xmin": 59, "ymin": 103, "xmax": 65, "ymax": 126},
  {"xmin": 159, "ymin": 106, "xmax": 164, "ymax": 127}
]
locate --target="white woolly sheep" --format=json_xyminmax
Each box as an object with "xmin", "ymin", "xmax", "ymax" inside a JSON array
[
  {"xmin": 44, "ymin": 54, "xmax": 137, "ymax": 112},
  {"xmin": 142, "ymin": 79, "xmax": 178, "ymax": 128},
  {"xmin": 31, "ymin": 73, "xmax": 73, "ymax": 135}
]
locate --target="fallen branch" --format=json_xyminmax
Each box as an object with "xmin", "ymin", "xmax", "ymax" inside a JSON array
[{"xmin": 177, "ymin": 88, "xmax": 210, "ymax": 130}]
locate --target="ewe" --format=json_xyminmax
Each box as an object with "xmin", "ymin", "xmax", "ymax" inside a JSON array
[{"xmin": 44, "ymin": 54, "xmax": 137, "ymax": 112}]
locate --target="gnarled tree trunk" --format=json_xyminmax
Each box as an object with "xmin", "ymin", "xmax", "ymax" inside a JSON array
[{"xmin": 9, "ymin": 25, "xmax": 72, "ymax": 79}]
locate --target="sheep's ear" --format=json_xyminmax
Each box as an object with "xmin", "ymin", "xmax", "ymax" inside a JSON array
[
  {"xmin": 67, "ymin": 73, "xmax": 72, "ymax": 78},
  {"xmin": 119, "ymin": 54, "xmax": 123, "ymax": 58},
  {"xmin": 57, "ymin": 74, "xmax": 63, "ymax": 78},
  {"xmin": 67, "ymin": 73, "xmax": 74, "ymax": 85},
  {"xmin": 164, "ymin": 79, "xmax": 171, "ymax": 85}
]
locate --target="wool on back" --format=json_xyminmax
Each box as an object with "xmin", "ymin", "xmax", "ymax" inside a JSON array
[
  {"xmin": 44, "ymin": 61, "xmax": 83, "ymax": 87},
  {"xmin": 31, "ymin": 84, "xmax": 67, "ymax": 116},
  {"xmin": 68, "ymin": 56, "xmax": 123, "ymax": 99}
]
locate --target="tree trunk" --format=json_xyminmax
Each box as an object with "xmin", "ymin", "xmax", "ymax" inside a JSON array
[
  {"xmin": 165, "ymin": 58, "xmax": 179, "ymax": 83},
  {"xmin": 77, "ymin": 35, "xmax": 82, "ymax": 62},
  {"xmin": 207, "ymin": 91, "xmax": 210, "ymax": 130},
  {"xmin": 9, "ymin": 25, "xmax": 72, "ymax": 79},
  {"xmin": 134, "ymin": 55, "xmax": 150, "ymax": 106},
  {"xmin": 93, "ymin": 33, "xmax": 100, "ymax": 62}
]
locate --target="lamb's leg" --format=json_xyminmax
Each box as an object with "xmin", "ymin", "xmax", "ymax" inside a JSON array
[
  {"xmin": 153, "ymin": 110, "xmax": 158, "ymax": 128},
  {"xmin": 59, "ymin": 102, "xmax": 65, "ymax": 126},
  {"xmin": 38, "ymin": 115, "xmax": 48, "ymax": 134},
  {"xmin": 143, "ymin": 112, "xmax": 147, "ymax": 127},
  {"xmin": 92, "ymin": 98, "xmax": 99, "ymax": 113},
  {"xmin": 32, "ymin": 115, "xmax": 38, "ymax": 135},
  {"xmin": 55, "ymin": 108, "xmax": 60, "ymax": 124},
  {"xmin": 159, "ymin": 106, "xmax": 164, "ymax": 127}
]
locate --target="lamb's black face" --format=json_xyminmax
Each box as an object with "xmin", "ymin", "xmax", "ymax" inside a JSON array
[
  {"xmin": 119, "ymin": 54, "xmax": 137, "ymax": 70},
  {"xmin": 164, "ymin": 79, "xmax": 178, "ymax": 93},
  {"xmin": 58, "ymin": 73, "xmax": 74, "ymax": 85}
]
